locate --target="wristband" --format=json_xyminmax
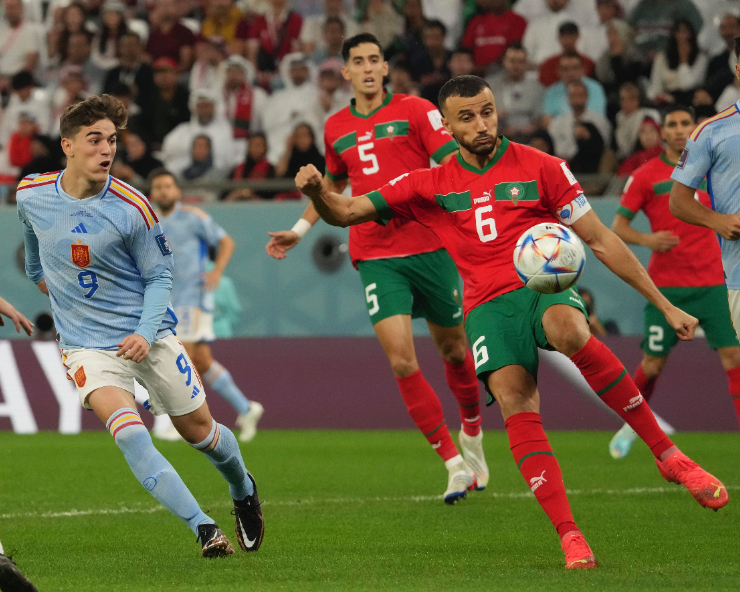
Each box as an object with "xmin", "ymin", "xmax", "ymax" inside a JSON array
[{"xmin": 291, "ymin": 218, "xmax": 312, "ymax": 239}]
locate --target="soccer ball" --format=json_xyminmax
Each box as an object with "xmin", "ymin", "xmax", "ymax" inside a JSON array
[{"xmin": 513, "ymin": 223, "xmax": 586, "ymax": 294}]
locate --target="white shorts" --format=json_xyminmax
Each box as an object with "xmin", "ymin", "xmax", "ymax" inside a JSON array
[
  {"xmin": 174, "ymin": 306, "xmax": 215, "ymax": 343},
  {"xmin": 728, "ymin": 289, "xmax": 740, "ymax": 341},
  {"xmin": 61, "ymin": 333, "xmax": 206, "ymax": 416}
]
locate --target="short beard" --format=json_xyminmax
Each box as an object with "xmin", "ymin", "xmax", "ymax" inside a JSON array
[{"xmin": 457, "ymin": 133, "xmax": 497, "ymax": 156}]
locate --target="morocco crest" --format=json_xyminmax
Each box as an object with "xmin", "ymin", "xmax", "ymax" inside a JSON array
[{"xmin": 71, "ymin": 243, "xmax": 91, "ymax": 268}]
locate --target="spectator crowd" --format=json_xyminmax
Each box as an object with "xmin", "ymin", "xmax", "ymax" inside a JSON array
[{"xmin": 1, "ymin": 0, "xmax": 739, "ymax": 203}]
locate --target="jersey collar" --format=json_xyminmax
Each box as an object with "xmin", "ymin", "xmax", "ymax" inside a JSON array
[
  {"xmin": 56, "ymin": 170, "xmax": 112, "ymax": 203},
  {"xmin": 659, "ymin": 152, "xmax": 676, "ymax": 166},
  {"xmin": 455, "ymin": 136, "xmax": 510, "ymax": 175},
  {"xmin": 349, "ymin": 90, "xmax": 393, "ymax": 119}
]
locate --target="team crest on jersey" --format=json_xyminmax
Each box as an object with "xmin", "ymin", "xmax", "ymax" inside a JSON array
[
  {"xmin": 71, "ymin": 243, "xmax": 91, "ymax": 268},
  {"xmin": 508, "ymin": 183, "xmax": 524, "ymax": 205},
  {"xmin": 74, "ymin": 366, "xmax": 86, "ymax": 388}
]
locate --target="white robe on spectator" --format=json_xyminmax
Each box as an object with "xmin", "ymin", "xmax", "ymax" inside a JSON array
[
  {"xmin": 160, "ymin": 116, "xmax": 239, "ymax": 178},
  {"xmin": 548, "ymin": 108, "xmax": 612, "ymax": 162}
]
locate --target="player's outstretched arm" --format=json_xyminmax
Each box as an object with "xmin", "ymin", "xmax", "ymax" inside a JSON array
[
  {"xmin": 611, "ymin": 213, "xmax": 679, "ymax": 252},
  {"xmin": 670, "ymin": 180, "xmax": 740, "ymax": 240},
  {"xmin": 295, "ymin": 165, "xmax": 379, "ymax": 227},
  {"xmin": 265, "ymin": 177, "xmax": 348, "ymax": 259},
  {"xmin": 0, "ymin": 296, "xmax": 33, "ymax": 336},
  {"xmin": 572, "ymin": 210, "xmax": 698, "ymax": 340}
]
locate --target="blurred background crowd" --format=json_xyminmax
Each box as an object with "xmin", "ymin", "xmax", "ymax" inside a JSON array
[{"xmin": 0, "ymin": 0, "xmax": 738, "ymax": 203}]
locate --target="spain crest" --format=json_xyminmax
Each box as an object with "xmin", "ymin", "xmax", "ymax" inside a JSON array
[
  {"xmin": 74, "ymin": 365, "xmax": 86, "ymax": 387},
  {"xmin": 71, "ymin": 243, "xmax": 91, "ymax": 268}
]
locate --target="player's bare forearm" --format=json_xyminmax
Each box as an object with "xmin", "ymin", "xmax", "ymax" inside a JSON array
[
  {"xmin": 669, "ymin": 181, "xmax": 717, "ymax": 229},
  {"xmin": 296, "ymin": 164, "xmax": 379, "ymax": 227},
  {"xmin": 574, "ymin": 211, "xmax": 674, "ymax": 315},
  {"xmin": 299, "ymin": 177, "xmax": 348, "ymax": 226},
  {"xmin": 611, "ymin": 214, "xmax": 648, "ymax": 246},
  {"xmin": 0, "ymin": 296, "xmax": 34, "ymax": 335},
  {"xmin": 214, "ymin": 234, "xmax": 235, "ymax": 273}
]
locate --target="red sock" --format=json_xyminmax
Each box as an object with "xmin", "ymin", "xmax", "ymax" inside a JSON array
[
  {"xmin": 506, "ymin": 412, "xmax": 578, "ymax": 538},
  {"xmin": 633, "ymin": 363, "xmax": 658, "ymax": 402},
  {"xmin": 570, "ymin": 336, "xmax": 674, "ymax": 458},
  {"xmin": 397, "ymin": 370, "xmax": 458, "ymax": 461},
  {"xmin": 725, "ymin": 367, "xmax": 740, "ymax": 429},
  {"xmin": 444, "ymin": 350, "xmax": 481, "ymax": 436}
]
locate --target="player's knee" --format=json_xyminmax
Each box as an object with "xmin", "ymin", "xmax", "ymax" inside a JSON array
[
  {"xmin": 543, "ymin": 305, "xmax": 591, "ymax": 357},
  {"xmin": 438, "ymin": 340, "xmax": 467, "ymax": 365},
  {"xmin": 388, "ymin": 356, "xmax": 419, "ymax": 378},
  {"xmin": 641, "ymin": 356, "xmax": 667, "ymax": 377},
  {"xmin": 718, "ymin": 347, "xmax": 740, "ymax": 370}
]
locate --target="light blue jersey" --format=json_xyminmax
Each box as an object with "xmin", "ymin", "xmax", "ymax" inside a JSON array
[
  {"xmin": 671, "ymin": 102, "xmax": 740, "ymax": 288},
  {"xmin": 157, "ymin": 203, "xmax": 227, "ymax": 310},
  {"xmin": 17, "ymin": 171, "xmax": 177, "ymax": 350}
]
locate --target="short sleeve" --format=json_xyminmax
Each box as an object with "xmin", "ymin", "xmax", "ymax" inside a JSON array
[
  {"xmin": 671, "ymin": 134, "xmax": 712, "ymax": 190},
  {"xmin": 324, "ymin": 133, "xmax": 348, "ymax": 182},
  {"xmin": 411, "ymin": 97, "xmax": 458, "ymax": 163},
  {"xmin": 198, "ymin": 214, "xmax": 227, "ymax": 247},
  {"xmin": 541, "ymin": 156, "xmax": 592, "ymax": 225},
  {"xmin": 126, "ymin": 214, "xmax": 174, "ymax": 281},
  {"xmin": 367, "ymin": 169, "xmax": 433, "ymax": 223},
  {"xmin": 616, "ymin": 174, "xmax": 647, "ymax": 220}
]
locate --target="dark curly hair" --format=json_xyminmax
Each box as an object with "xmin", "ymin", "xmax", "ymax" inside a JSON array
[{"xmin": 59, "ymin": 94, "xmax": 128, "ymax": 139}]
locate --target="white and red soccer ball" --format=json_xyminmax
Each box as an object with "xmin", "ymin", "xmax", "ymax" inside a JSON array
[{"xmin": 513, "ymin": 223, "xmax": 586, "ymax": 294}]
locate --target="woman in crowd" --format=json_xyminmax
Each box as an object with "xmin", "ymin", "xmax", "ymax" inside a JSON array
[
  {"xmin": 225, "ymin": 133, "xmax": 276, "ymax": 201},
  {"xmin": 648, "ymin": 18, "xmax": 707, "ymax": 105}
]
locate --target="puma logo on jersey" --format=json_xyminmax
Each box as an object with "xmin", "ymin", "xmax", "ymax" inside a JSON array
[
  {"xmin": 530, "ymin": 471, "xmax": 547, "ymax": 492},
  {"xmin": 474, "ymin": 196, "xmax": 490, "ymax": 204},
  {"xmin": 623, "ymin": 394, "xmax": 644, "ymax": 411},
  {"xmin": 358, "ymin": 132, "xmax": 373, "ymax": 142}
]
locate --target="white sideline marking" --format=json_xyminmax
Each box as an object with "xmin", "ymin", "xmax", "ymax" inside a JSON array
[{"xmin": 1, "ymin": 486, "xmax": 736, "ymax": 520}]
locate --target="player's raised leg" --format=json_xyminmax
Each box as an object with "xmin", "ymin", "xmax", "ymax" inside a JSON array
[
  {"xmin": 185, "ymin": 342, "xmax": 263, "ymax": 442},
  {"xmin": 427, "ymin": 321, "xmax": 488, "ymax": 489},
  {"xmin": 609, "ymin": 354, "xmax": 667, "ymax": 459},
  {"xmin": 136, "ymin": 335, "xmax": 263, "ymax": 553},
  {"xmin": 86, "ymin": 384, "xmax": 234, "ymax": 557},
  {"xmin": 717, "ymin": 346, "xmax": 740, "ymax": 425},
  {"xmin": 488, "ymin": 365, "xmax": 596, "ymax": 570},
  {"xmin": 373, "ymin": 314, "xmax": 476, "ymax": 503},
  {"xmin": 545, "ymin": 304, "xmax": 728, "ymax": 510},
  {"xmin": 170, "ymin": 402, "xmax": 264, "ymax": 553}
]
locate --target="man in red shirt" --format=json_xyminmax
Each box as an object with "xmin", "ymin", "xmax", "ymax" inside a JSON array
[
  {"xmin": 266, "ymin": 34, "xmax": 487, "ymax": 504},
  {"xmin": 295, "ymin": 75, "xmax": 729, "ymax": 569},
  {"xmin": 609, "ymin": 105, "xmax": 740, "ymax": 458},
  {"xmin": 461, "ymin": 0, "xmax": 527, "ymax": 73},
  {"xmin": 538, "ymin": 22, "xmax": 595, "ymax": 86},
  {"xmin": 145, "ymin": 0, "xmax": 196, "ymax": 73}
]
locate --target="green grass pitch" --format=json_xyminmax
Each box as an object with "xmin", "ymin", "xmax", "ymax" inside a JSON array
[{"xmin": 0, "ymin": 430, "xmax": 738, "ymax": 591}]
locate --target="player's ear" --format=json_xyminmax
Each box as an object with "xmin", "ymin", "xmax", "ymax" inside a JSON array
[
  {"xmin": 382, "ymin": 60, "xmax": 389, "ymax": 77},
  {"xmin": 60, "ymin": 136, "xmax": 73, "ymax": 158},
  {"xmin": 341, "ymin": 65, "xmax": 350, "ymax": 81}
]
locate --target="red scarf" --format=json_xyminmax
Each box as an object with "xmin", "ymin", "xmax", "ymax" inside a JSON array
[{"xmin": 227, "ymin": 83, "xmax": 253, "ymax": 139}]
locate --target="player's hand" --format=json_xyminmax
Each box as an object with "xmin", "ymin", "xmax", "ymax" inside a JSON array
[
  {"xmin": 713, "ymin": 213, "xmax": 740, "ymax": 240},
  {"xmin": 647, "ymin": 230, "xmax": 680, "ymax": 252},
  {"xmin": 295, "ymin": 164, "xmax": 323, "ymax": 199},
  {"xmin": 0, "ymin": 297, "xmax": 34, "ymax": 336},
  {"xmin": 202, "ymin": 269, "xmax": 222, "ymax": 291},
  {"xmin": 265, "ymin": 230, "xmax": 300, "ymax": 259},
  {"xmin": 116, "ymin": 334, "xmax": 150, "ymax": 362},
  {"xmin": 664, "ymin": 306, "xmax": 698, "ymax": 342},
  {"xmin": 36, "ymin": 279, "xmax": 49, "ymax": 295}
]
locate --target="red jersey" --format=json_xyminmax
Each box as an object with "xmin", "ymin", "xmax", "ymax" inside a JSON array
[
  {"xmin": 367, "ymin": 137, "xmax": 589, "ymax": 317},
  {"xmin": 617, "ymin": 154, "xmax": 724, "ymax": 287},
  {"xmin": 324, "ymin": 91, "xmax": 458, "ymax": 265},
  {"xmin": 461, "ymin": 11, "xmax": 527, "ymax": 68}
]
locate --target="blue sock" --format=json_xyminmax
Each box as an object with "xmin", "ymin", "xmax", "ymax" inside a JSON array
[
  {"xmin": 203, "ymin": 361, "xmax": 250, "ymax": 415},
  {"xmin": 106, "ymin": 408, "xmax": 214, "ymax": 535},
  {"xmin": 192, "ymin": 420, "xmax": 254, "ymax": 500}
]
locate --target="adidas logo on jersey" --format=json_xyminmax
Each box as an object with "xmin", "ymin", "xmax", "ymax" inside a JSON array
[
  {"xmin": 71, "ymin": 223, "xmax": 88, "ymax": 233},
  {"xmin": 529, "ymin": 470, "xmax": 547, "ymax": 492}
]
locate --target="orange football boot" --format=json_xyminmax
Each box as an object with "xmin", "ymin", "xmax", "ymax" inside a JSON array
[
  {"xmin": 561, "ymin": 531, "xmax": 598, "ymax": 570},
  {"xmin": 656, "ymin": 451, "xmax": 729, "ymax": 511}
]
